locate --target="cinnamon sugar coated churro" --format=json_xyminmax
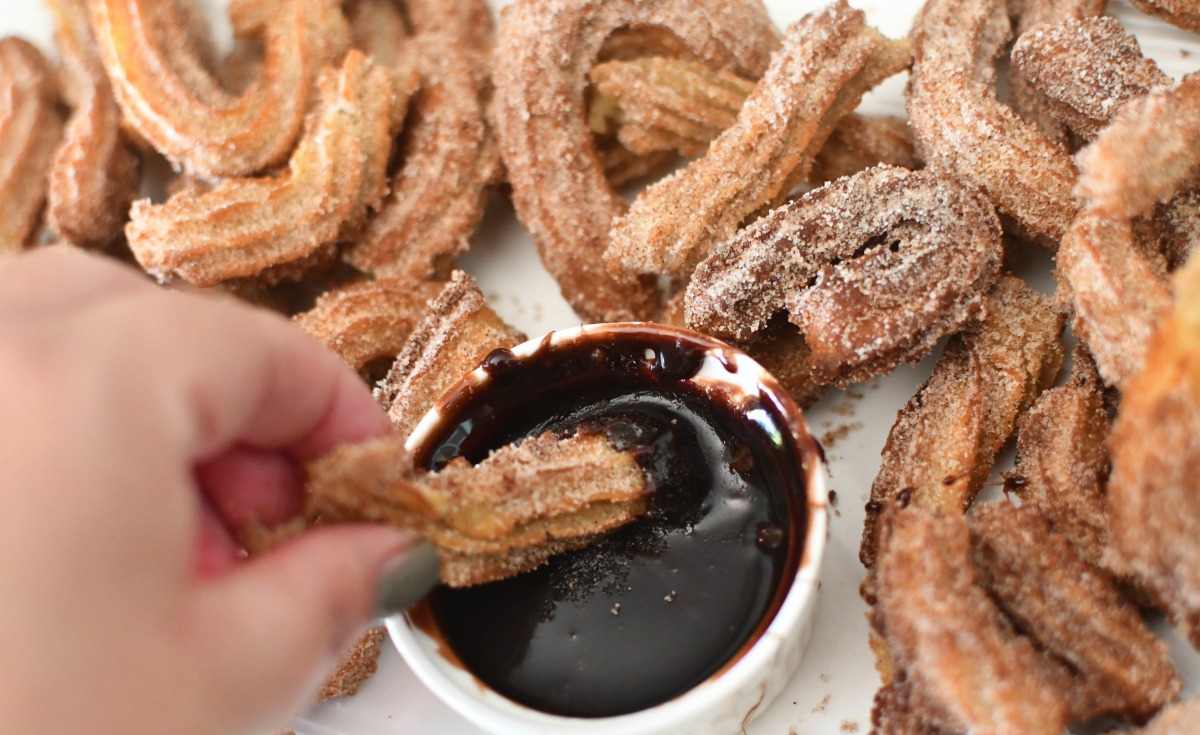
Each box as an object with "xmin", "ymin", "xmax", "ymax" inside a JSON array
[{"xmin": 4, "ymin": 0, "xmax": 1200, "ymax": 724}]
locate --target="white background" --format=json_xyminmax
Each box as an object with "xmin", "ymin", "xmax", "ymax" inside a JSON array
[{"xmin": 5, "ymin": 1, "xmax": 1198, "ymax": 733}]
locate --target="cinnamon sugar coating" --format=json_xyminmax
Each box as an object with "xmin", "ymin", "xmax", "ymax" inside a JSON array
[
  {"xmin": 344, "ymin": 36, "xmax": 501, "ymax": 281},
  {"xmin": 89, "ymin": 0, "xmax": 350, "ymax": 178},
  {"xmin": 588, "ymin": 55, "xmax": 915, "ymax": 185},
  {"xmin": 968, "ymin": 503, "xmax": 1180, "ymax": 722},
  {"xmin": 858, "ymin": 276, "xmax": 1063, "ymax": 567},
  {"xmin": 306, "ymin": 431, "xmax": 647, "ymax": 587},
  {"xmin": 45, "ymin": 0, "xmax": 138, "ymax": 249},
  {"xmin": 0, "ymin": 38, "xmax": 63, "ymax": 252},
  {"xmin": 294, "ymin": 278, "xmax": 443, "ymax": 378},
  {"xmin": 875, "ymin": 507, "xmax": 1071, "ymax": 735},
  {"xmin": 1007, "ymin": 0, "xmax": 1105, "ymax": 147},
  {"xmin": 1012, "ymin": 16, "xmax": 1170, "ymax": 141},
  {"xmin": 908, "ymin": 0, "xmax": 1080, "ymax": 243},
  {"xmin": 1006, "ymin": 350, "xmax": 1135, "ymax": 588},
  {"xmin": 606, "ymin": 3, "xmax": 911, "ymax": 279},
  {"xmin": 377, "ymin": 271, "xmax": 524, "ymax": 439},
  {"xmin": 1109, "ymin": 250, "xmax": 1200, "ymax": 648},
  {"xmin": 492, "ymin": 0, "xmax": 779, "ymax": 322},
  {"xmin": 126, "ymin": 51, "xmax": 404, "ymax": 287},
  {"xmin": 1057, "ymin": 77, "xmax": 1200, "ymax": 388},
  {"xmin": 686, "ymin": 165, "xmax": 1003, "ymax": 387},
  {"xmin": 1129, "ymin": 0, "xmax": 1200, "ymax": 33}
]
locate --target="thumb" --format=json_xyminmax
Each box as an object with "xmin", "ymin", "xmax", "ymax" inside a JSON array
[{"xmin": 184, "ymin": 526, "xmax": 439, "ymax": 727}]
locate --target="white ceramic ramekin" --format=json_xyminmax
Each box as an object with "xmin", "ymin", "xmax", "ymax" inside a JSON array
[{"xmin": 387, "ymin": 322, "xmax": 827, "ymax": 735}]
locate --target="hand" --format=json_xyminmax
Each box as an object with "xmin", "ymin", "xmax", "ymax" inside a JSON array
[{"xmin": 0, "ymin": 249, "xmax": 426, "ymax": 735}]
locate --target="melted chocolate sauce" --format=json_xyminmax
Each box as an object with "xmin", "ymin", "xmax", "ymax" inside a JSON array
[{"xmin": 415, "ymin": 326, "xmax": 808, "ymax": 718}]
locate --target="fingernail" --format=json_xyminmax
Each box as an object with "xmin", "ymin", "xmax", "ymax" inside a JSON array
[{"xmin": 376, "ymin": 541, "xmax": 441, "ymax": 617}]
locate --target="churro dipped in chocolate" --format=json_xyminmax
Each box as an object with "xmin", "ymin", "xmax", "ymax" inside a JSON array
[{"xmin": 306, "ymin": 431, "xmax": 648, "ymax": 587}]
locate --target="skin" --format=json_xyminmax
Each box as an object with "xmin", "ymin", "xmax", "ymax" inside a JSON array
[{"xmin": 0, "ymin": 249, "xmax": 423, "ymax": 735}]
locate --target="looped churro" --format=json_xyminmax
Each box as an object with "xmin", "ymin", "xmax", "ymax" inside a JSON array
[
  {"xmin": 45, "ymin": 0, "xmax": 138, "ymax": 249},
  {"xmin": 0, "ymin": 38, "xmax": 63, "ymax": 252},
  {"xmin": 492, "ymin": 0, "xmax": 780, "ymax": 322},
  {"xmin": 343, "ymin": 35, "xmax": 501, "ymax": 281},
  {"xmin": 588, "ymin": 55, "xmax": 915, "ymax": 185},
  {"xmin": 89, "ymin": 0, "xmax": 350, "ymax": 178},
  {"xmin": 1058, "ymin": 76, "xmax": 1200, "ymax": 388},
  {"xmin": 606, "ymin": 3, "xmax": 911, "ymax": 279},
  {"xmin": 908, "ymin": 0, "xmax": 1080, "ymax": 243},
  {"xmin": 1012, "ymin": 16, "xmax": 1170, "ymax": 142},
  {"xmin": 859, "ymin": 276, "xmax": 1063, "ymax": 567},
  {"xmin": 306, "ymin": 430, "xmax": 648, "ymax": 587},
  {"xmin": 685, "ymin": 165, "xmax": 1003, "ymax": 386},
  {"xmin": 126, "ymin": 50, "xmax": 403, "ymax": 287}
]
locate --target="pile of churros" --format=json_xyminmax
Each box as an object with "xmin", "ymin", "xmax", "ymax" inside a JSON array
[{"xmin": 3, "ymin": 0, "xmax": 1200, "ymax": 728}]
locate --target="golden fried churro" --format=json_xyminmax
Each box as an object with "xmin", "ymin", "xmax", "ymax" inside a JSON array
[
  {"xmin": 89, "ymin": 0, "xmax": 349, "ymax": 178},
  {"xmin": 1004, "ymin": 349, "xmax": 1138, "ymax": 590},
  {"xmin": 875, "ymin": 507, "xmax": 1070, "ymax": 735},
  {"xmin": 45, "ymin": 0, "xmax": 138, "ymax": 249},
  {"xmin": 1129, "ymin": 0, "xmax": 1200, "ymax": 33},
  {"xmin": 0, "ymin": 38, "xmax": 63, "ymax": 252},
  {"xmin": 1057, "ymin": 77, "xmax": 1200, "ymax": 387},
  {"xmin": 1007, "ymin": 0, "xmax": 1105, "ymax": 146},
  {"xmin": 1109, "ymin": 251, "xmax": 1200, "ymax": 648},
  {"xmin": 126, "ymin": 51, "xmax": 402, "ymax": 287},
  {"xmin": 686, "ymin": 166, "xmax": 1003, "ymax": 387},
  {"xmin": 492, "ymin": 0, "xmax": 779, "ymax": 322},
  {"xmin": 294, "ymin": 278, "xmax": 443, "ymax": 379},
  {"xmin": 968, "ymin": 503, "xmax": 1179, "ymax": 722},
  {"xmin": 306, "ymin": 431, "xmax": 647, "ymax": 587},
  {"xmin": 1012, "ymin": 16, "xmax": 1170, "ymax": 142},
  {"xmin": 588, "ymin": 56, "xmax": 754, "ymax": 157},
  {"xmin": 377, "ymin": 271, "xmax": 525, "ymax": 438},
  {"xmin": 908, "ymin": 0, "xmax": 1079, "ymax": 243},
  {"xmin": 344, "ymin": 36, "xmax": 501, "ymax": 281},
  {"xmin": 859, "ymin": 276, "xmax": 1063, "ymax": 567},
  {"xmin": 607, "ymin": 4, "xmax": 911, "ymax": 279}
]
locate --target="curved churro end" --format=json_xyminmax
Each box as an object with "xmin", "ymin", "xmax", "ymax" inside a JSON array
[
  {"xmin": 45, "ymin": 0, "xmax": 138, "ymax": 249},
  {"xmin": 379, "ymin": 271, "xmax": 525, "ymax": 439},
  {"xmin": 294, "ymin": 278, "xmax": 445, "ymax": 379},
  {"xmin": 344, "ymin": 37, "xmax": 500, "ymax": 282},
  {"xmin": 0, "ymin": 37, "xmax": 64, "ymax": 253},
  {"xmin": 492, "ymin": 0, "xmax": 779, "ymax": 322},
  {"xmin": 1012, "ymin": 16, "xmax": 1169, "ymax": 142},
  {"xmin": 126, "ymin": 50, "xmax": 401, "ymax": 287}
]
